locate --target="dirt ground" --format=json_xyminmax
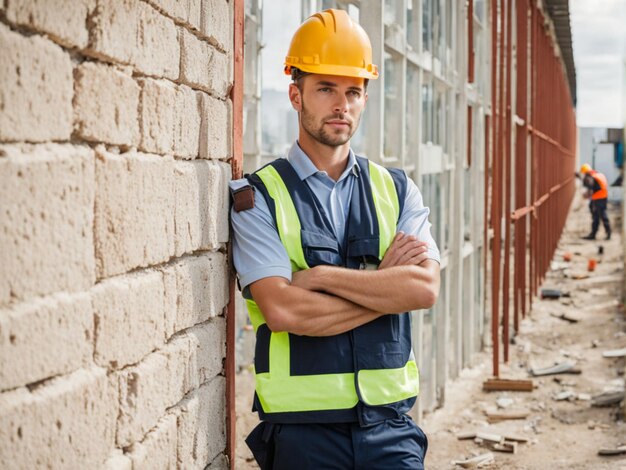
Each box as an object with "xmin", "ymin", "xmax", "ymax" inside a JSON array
[{"xmin": 235, "ymin": 195, "xmax": 626, "ymax": 469}]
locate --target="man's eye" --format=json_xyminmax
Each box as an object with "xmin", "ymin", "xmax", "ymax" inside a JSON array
[
  {"xmin": 348, "ymin": 90, "xmax": 361, "ymax": 97},
  {"xmin": 319, "ymin": 87, "xmax": 331, "ymax": 92}
]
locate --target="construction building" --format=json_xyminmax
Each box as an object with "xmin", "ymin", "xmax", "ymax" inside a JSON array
[{"xmin": 0, "ymin": 0, "xmax": 581, "ymax": 468}]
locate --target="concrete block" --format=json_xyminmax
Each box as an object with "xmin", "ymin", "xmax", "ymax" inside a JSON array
[
  {"xmin": 162, "ymin": 264, "xmax": 178, "ymax": 339},
  {"xmin": 0, "ymin": 24, "xmax": 73, "ymax": 142},
  {"xmin": 207, "ymin": 49, "xmax": 233, "ymax": 99},
  {"xmin": 88, "ymin": 0, "xmax": 180, "ymax": 80},
  {"xmin": 0, "ymin": 144, "xmax": 95, "ymax": 305},
  {"xmin": 92, "ymin": 270, "xmax": 166, "ymax": 369},
  {"xmin": 117, "ymin": 335, "xmax": 194, "ymax": 446},
  {"xmin": 127, "ymin": 413, "xmax": 177, "ymax": 470},
  {"xmin": 186, "ymin": 317, "xmax": 226, "ymax": 385},
  {"xmin": 139, "ymin": 78, "xmax": 177, "ymax": 155},
  {"xmin": 104, "ymin": 450, "xmax": 132, "ymax": 470},
  {"xmin": 0, "ymin": 293, "xmax": 93, "ymax": 391},
  {"xmin": 173, "ymin": 161, "xmax": 230, "ymax": 256},
  {"xmin": 5, "ymin": 0, "xmax": 96, "ymax": 49},
  {"xmin": 116, "ymin": 318, "xmax": 225, "ymax": 447},
  {"xmin": 139, "ymin": 80, "xmax": 201, "ymax": 159},
  {"xmin": 173, "ymin": 85, "xmax": 201, "ymax": 159},
  {"xmin": 94, "ymin": 148, "xmax": 175, "ymax": 279},
  {"xmin": 200, "ymin": 0, "xmax": 232, "ymax": 53},
  {"xmin": 206, "ymin": 454, "xmax": 229, "ymax": 469},
  {"xmin": 146, "ymin": 0, "xmax": 201, "ymax": 31},
  {"xmin": 180, "ymin": 27, "xmax": 212, "ymax": 92},
  {"xmin": 87, "ymin": 0, "xmax": 138, "ymax": 65},
  {"xmin": 188, "ymin": 0, "xmax": 202, "ymax": 30},
  {"xmin": 162, "ymin": 254, "xmax": 228, "ymax": 332},
  {"xmin": 175, "ymin": 377, "xmax": 226, "ymax": 468},
  {"xmin": 0, "ymin": 368, "xmax": 117, "ymax": 469},
  {"xmin": 74, "ymin": 62, "xmax": 140, "ymax": 147},
  {"xmin": 199, "ymin": 94, "xmax": 232, "ymax": 160}
]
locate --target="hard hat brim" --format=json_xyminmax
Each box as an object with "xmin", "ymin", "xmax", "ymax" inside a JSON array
[{"xmin": 285, "ymin": 63, "xmax": 379, "ymax": 80}]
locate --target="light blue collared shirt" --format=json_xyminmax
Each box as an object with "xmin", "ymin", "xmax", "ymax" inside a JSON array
[{"xmin": 230, "ymin": 142, "xmax": 440, "ymax": 290}]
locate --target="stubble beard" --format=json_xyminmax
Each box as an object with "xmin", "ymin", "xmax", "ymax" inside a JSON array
[{"xmin": 300, "ymin": 100, "xmax": 361, "ymax": 148}]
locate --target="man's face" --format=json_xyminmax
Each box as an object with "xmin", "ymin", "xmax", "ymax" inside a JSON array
[{"xmin": 289, "ymin": 74, "xmax": 368, "ymax": 147}]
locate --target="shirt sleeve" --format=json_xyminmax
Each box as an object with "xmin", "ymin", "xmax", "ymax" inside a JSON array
[
  {"xmin": 396, "ymin": 175, "xmax": 441, "ymax": 263},
  {"xmin": 229, "ymin": 179, "xmax": 292, "ymax": 291}
]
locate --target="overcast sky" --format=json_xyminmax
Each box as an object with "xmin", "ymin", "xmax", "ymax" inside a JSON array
[
  {"xmin": 261, "ymin": 2, "xmax": 626, "ymax": 128},
  {"xmin": 570, "ymin": 0, "xmax": 626, "ymax": 127}
]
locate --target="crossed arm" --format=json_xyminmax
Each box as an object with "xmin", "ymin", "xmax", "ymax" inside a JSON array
[{"xmin": 249, "ymin": 232, "xmax": 440, "ymax": 336}]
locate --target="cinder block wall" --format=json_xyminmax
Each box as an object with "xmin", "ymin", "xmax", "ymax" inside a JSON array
[{"xmin": 0, "ymin": 1, "xmax": 233, "ymax": 468}]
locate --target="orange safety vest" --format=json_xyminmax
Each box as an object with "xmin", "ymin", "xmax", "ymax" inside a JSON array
[{"xmin": 589, "ymin": 170, "xmax": 608, "ymax": 200}]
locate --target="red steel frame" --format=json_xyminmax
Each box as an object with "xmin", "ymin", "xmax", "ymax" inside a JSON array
[{"xmin": 485, "ymin": 0, "xmax": 576, "ymax": 377}]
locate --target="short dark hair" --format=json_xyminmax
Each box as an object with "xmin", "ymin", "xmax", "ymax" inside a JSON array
[{"xmin": 290, "ymin": 67, "xmax": 369, "ymax": 91}]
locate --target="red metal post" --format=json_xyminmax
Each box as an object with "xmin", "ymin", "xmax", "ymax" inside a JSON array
[
  {"xmin": 468, "ymin": 0, "xmax": 475, "ymax": 83},
  {"xmin": 502, "ymin": 0, "xmax": 513, "ymax": 362},
  {"xmin": 490, "ymin": 0, "xmax": 501, "ymax": 378},
  {"xmin": 227, "ymin": 0, "xmax": 244, "ymax": 465}
]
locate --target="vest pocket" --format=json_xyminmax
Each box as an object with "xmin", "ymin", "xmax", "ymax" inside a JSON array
[
  {"xmin": 300, "ymin": 229, "xmax": 342, "ymax": 267},
  {"xmin": 255, "ymin": 324, "xmax": 271, "ymax": 374},
  {"xmin": 289, "ymin": 333, "xmax": 354, "ymax": 375}
]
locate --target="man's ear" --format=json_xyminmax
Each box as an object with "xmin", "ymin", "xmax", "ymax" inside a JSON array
[{"xmin": 289, "ymin": 83, "xmax": 302, "ymax": 112}]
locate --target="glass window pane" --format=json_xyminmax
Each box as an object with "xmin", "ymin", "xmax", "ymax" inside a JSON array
[
  {"xmin": 475, "ymin": 0, "xmax": 485, "ymax": 23},
  {"xmin": 421, "ymin": 77, "xmax": 433, "ymax": 143},
  {"xmin": 421, "ymin": 173, "xmax": 441, "ymax": 246},
  {"xmin": 434, "ymin": 0, "xmax": 444, "ymax": 60},
  {"xmin": 384, "ymin": 0, "xmax": 403, "ymax": 25},
  {"xmin": 407, "ymin": 0, "xmax": 419, "ymax": 51},
  {"xmin": 405, "ymin": 65, "xmax": 420, "ymax": 163},
  {"xmin": 422, "ymin": 0, "xmax": 432, "ymax": 52},
  {"xmin": 383, "ymin": 51, "xmax": 402, "ymax": 160}
]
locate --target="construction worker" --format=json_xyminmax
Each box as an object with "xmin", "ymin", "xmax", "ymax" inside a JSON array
[
  {"xmin": 230, "ymin": 9, "xmax": 440, "ymax": 469},
  {"xmin": 579, "ymin": 163, "xmax": 611, "ymax": 240}
]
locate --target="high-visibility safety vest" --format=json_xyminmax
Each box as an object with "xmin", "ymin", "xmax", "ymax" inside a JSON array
[
  {"xmin": 589, "ymin": 170, "xmax": 608, "ymax": 200},
  {"xmin": 244, "ymin": 156, "xmax": 420, "ymax": 425}
]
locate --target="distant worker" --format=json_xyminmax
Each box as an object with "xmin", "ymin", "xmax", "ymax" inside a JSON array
[
  {"xmin": 579, "ymin": 163, "xmax": 611, "ymax": 240},
  {"xmin": 230, "ymin": 8, "xmax": 440, "ymax": 470}
]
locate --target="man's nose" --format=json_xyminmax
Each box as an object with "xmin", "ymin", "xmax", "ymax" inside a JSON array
[{"xmin": 333, "ymin": 94, "xmax": 349, "ymax": 114}]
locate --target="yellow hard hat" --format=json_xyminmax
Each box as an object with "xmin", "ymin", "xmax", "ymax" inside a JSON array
[
  {"xmin": 580, "ymin": 163, "xmax": 592, "ymax": 174},
  {"xmin": 284, "ymin": 9, "xmax": 379, "ymax": 80}
]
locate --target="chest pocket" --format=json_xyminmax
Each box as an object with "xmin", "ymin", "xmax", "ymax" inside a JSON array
[{"xmin": 301, "ymin": 229, "xmax": 342, "ymax": 267}]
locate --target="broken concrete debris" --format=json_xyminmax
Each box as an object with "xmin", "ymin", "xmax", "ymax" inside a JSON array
[
  {"xmin": 451, "ymin": 452, "xmax": 495, "ymax": 468},
  {"xmin": 598, "ymin": 445, "xmax": 626, "ymax": 456},
  {"xmin": 530, "ymin": 361, "xmax": 581, "ymax": 377},
  {"xmin": 591, "ymin": 390, "xmax": 625, "ymax": 407},
  {"xmin": 602, "ymin": 348, "xmax": 626, "ymax": 358},
  {"xmin": 550, "ymin": 312, "xmax": 580, "ymax": 323}
]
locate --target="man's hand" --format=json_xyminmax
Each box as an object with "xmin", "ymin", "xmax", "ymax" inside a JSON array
[
  {"xmin": 291, "ymin": 268, "xmax": 316, "ymax": 290},
  {"xmin": 378, "ymin": 232, "xmax": 430, "ymax": 269}
]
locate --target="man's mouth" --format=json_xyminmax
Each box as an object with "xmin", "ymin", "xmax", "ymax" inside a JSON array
[{"xmin": 325, "ymin": 120, "xmax": 350, "ymax": 128}]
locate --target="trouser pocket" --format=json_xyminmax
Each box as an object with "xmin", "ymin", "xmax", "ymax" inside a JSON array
[{"xmin": 245, "ymin": 422, "xmax": 277, "ymax": 470}]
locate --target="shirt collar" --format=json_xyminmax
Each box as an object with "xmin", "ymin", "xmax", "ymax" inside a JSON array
[{"xmin": 287, "ymin": 142, "xmax": 360, "ymax": 182}]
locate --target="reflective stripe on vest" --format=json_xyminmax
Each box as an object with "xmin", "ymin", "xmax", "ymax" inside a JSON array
[
  {"xmin": 591, "ymin": 171, "xmax": 608, "ymax": 200},
  {"xmin": 246, "ymin": 160, "xmax": 419, "ymax": 413}
]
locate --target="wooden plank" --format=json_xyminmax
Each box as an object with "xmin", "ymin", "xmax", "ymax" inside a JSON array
[
  {"xmin": 483, "ymin": 378, "xmax": 534, "ymax": 392},
  {"xmin": 486, "ymin": 410, "xmax": 530, "ymax": 423}
]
